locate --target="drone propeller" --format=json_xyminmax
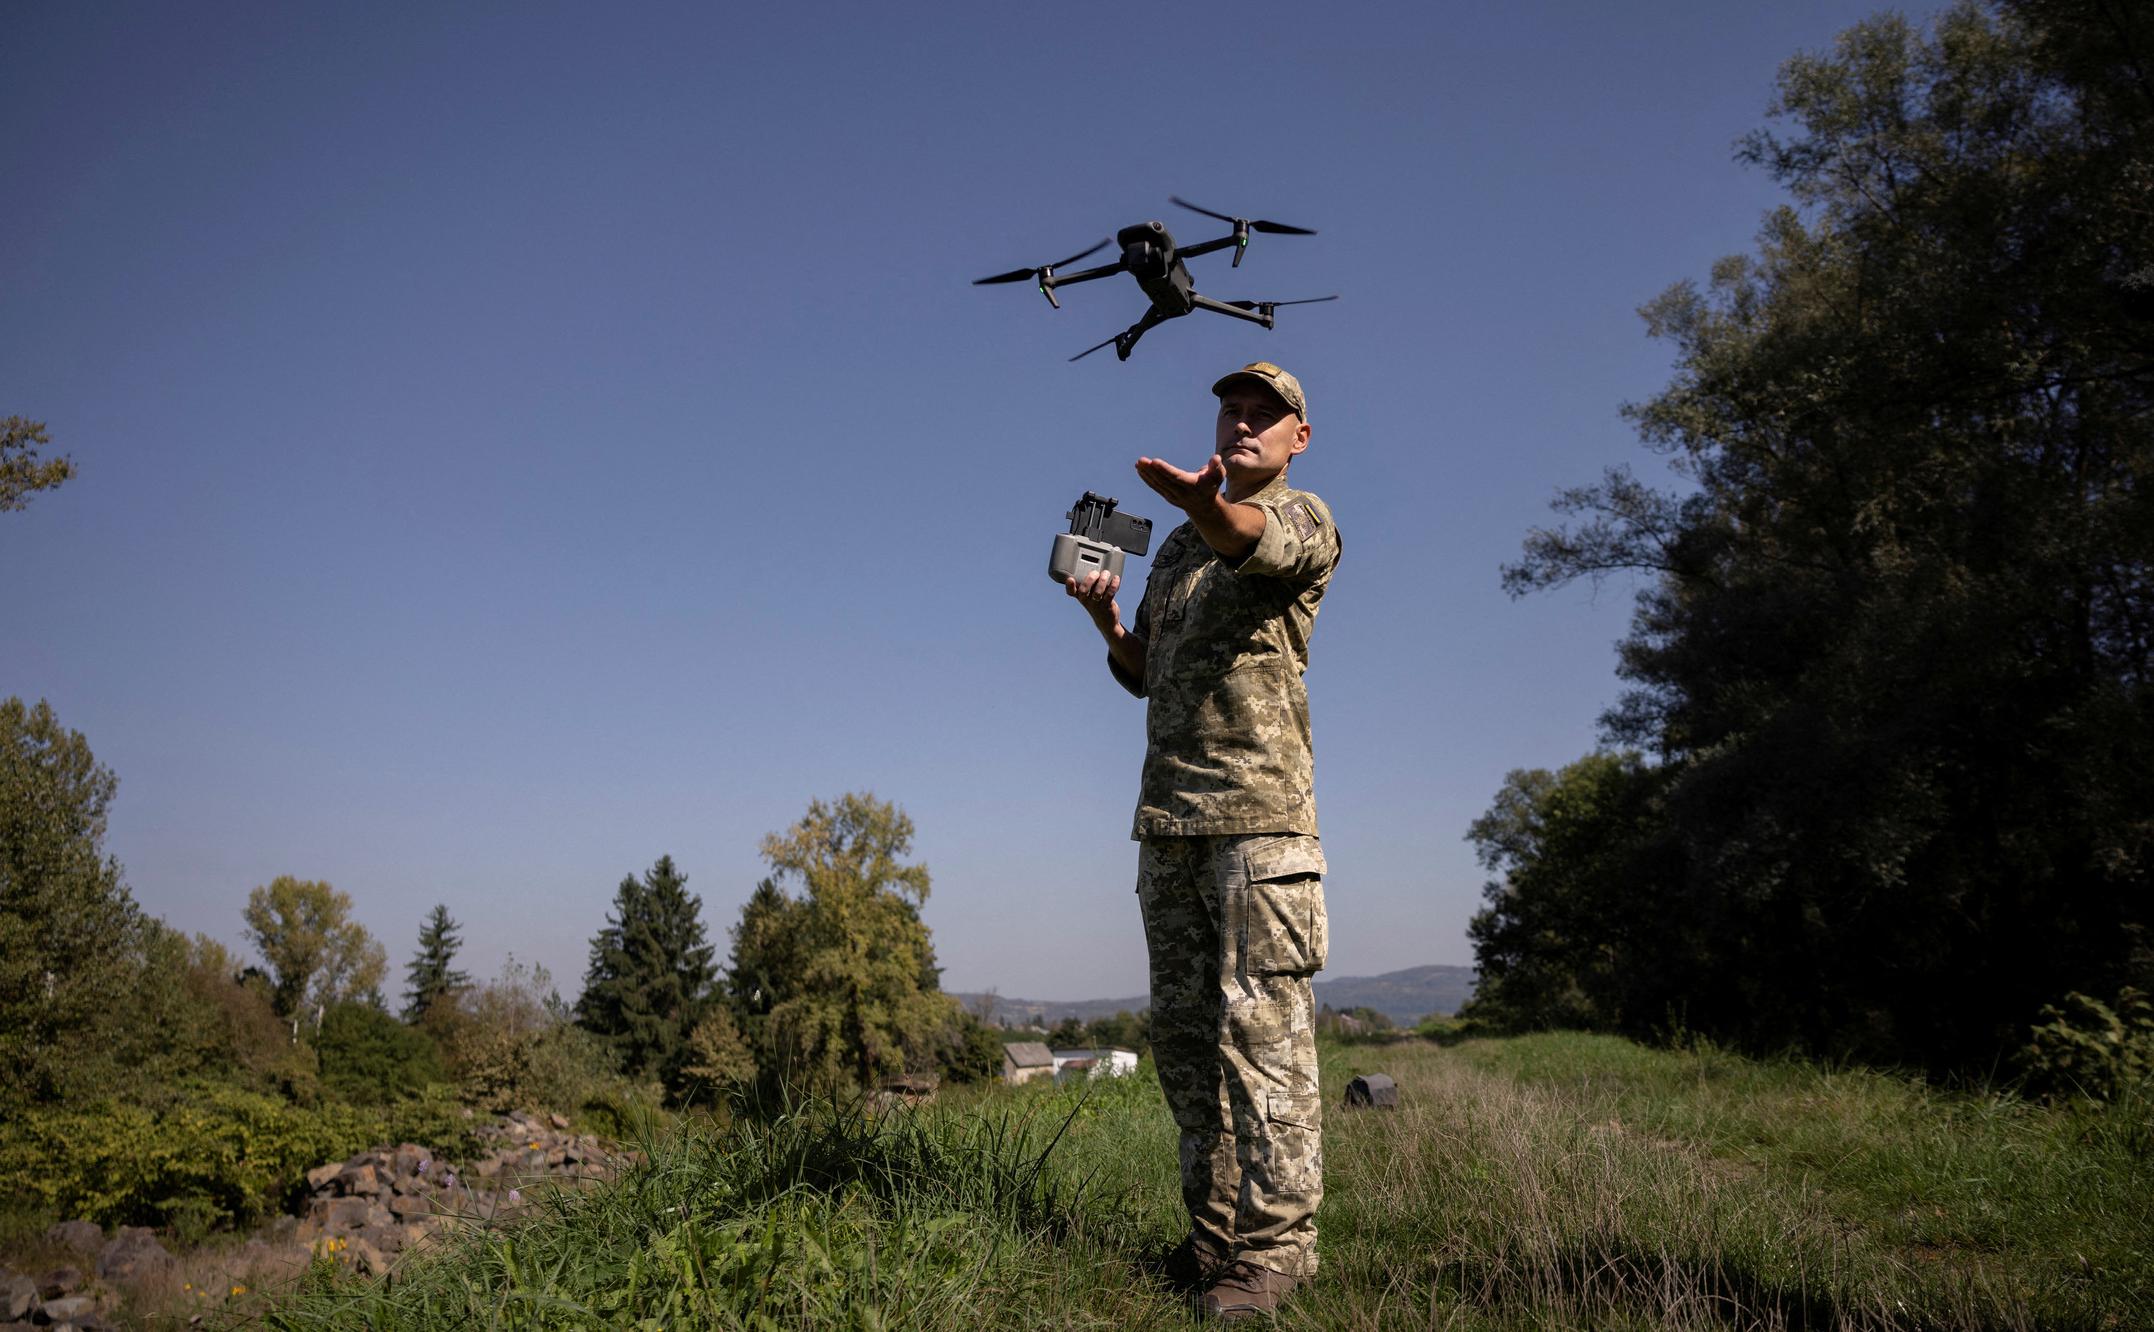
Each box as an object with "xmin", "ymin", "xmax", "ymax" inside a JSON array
[
  {"xmin": 973, "ymin": 239, "xmax": 1110, "ymax": 309},
  {"xmin": 1170, "ymin": 197, "xmax": 1317, "ymax": 266}
]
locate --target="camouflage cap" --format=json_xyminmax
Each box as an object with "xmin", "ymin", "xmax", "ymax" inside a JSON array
[{"xmin": 1212, "ymin": 361, "xmax": 1308, "ymax": 420}]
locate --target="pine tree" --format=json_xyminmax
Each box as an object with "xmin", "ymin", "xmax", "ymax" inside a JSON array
[
  {"xmin": 575, "ymin": 855, "xmax": 716, "ymax": 1089},
  {"xmin": 402, "ymin": 903, "xmax": 472, "ymax": 1022}
]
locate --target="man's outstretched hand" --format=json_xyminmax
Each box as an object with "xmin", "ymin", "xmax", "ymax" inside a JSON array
[{"xmin": 1135, "ymin": 454, "xmax": 1227, "ymax": 515}]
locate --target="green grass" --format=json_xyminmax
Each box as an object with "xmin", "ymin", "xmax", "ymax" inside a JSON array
[{"xmin": 252, "ymin": 1036, "xmax": 2152, "ymax": 1330}]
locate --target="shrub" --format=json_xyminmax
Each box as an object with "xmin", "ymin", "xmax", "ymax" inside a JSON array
[
  {"xmin": 314, "ymin": 1000, "xmax": 448, "ymax": 1104},
  {"xmin": 0, "ymin": 1085, "xmax": 479, "ymax": 1235},
  {"xmin": 2020, "ymin": 988, "xmax": 2154, "ymax": 1103}
]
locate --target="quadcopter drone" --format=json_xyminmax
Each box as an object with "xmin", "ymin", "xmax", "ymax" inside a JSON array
[{"xmin": 973, "ymin": 197, "xmax": 1337, "ymax": 362}]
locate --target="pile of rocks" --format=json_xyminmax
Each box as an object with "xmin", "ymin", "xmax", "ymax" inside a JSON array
[
  {"xmin": 1, "ymin": 1223, "xmax": 172, "ymax": 1331},
  {"xmin": 289, "ymin": 1111, "xmax": 627, "ymax": 1275}
]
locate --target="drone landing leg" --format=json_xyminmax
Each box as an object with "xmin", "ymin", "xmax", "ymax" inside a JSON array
[{"xmin": 1114, "ymin": 308, "xmax": 1172, "ymax": 361}]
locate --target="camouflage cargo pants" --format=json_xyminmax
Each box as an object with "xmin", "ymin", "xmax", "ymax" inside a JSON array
[{"xmin": 1138, "ymin": 833, "xmax": 1327, "ymax": 1277}]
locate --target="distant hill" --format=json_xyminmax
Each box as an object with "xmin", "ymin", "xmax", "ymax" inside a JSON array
[
  {"xmin": 953, "ymin": 963, "xmax": 1475, "ymax": 1031},
  {"xmin": 1315, "ymin": 964, "xmax": 1476, "ymax": 1025}
]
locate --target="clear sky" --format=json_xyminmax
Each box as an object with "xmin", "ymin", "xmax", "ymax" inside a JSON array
[{"xmin": 3, "ymin": 1, "xmax": 1943, "ymax": 1002}]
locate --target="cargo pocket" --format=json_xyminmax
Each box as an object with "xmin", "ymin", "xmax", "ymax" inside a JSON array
[
  {"xmin": 1238, "ymin": 836, "xmax": 1328, "ymax": 976},
  {"xmin": 1264, "ymin": 1091, "xmax": 1324, "ymax": 1198}
]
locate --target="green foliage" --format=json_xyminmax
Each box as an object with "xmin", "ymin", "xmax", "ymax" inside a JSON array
[
  {"xmin": 439, "ymin": 956, "xmax": 645, "ymax": 1117},
  {"xmin": 728, "ymin": 794, "xmax": 956, "ymax": 1093},
  {"xmin": 2020, "ymin": 988, "xmax": 2154, "ymax": 1103},
  {"xmin": 0, "ymin": 1085, "xmax": 469, "ymax": 1234},
  {"xmin": 1464, "ymin": 753, "xmax": 1674, "ymax": 1034},
  {"xmin": 0, "ymin": 416, "xmax": 73, "ymax": 511},
  {"xmin": 243, "ymin": 875, "xmax": 389, "ymax": 1020},
  {"xmin": 127, "ymin": 923, "xmax": 317, "ymax": 1100},
  {"xmin": 0, "ymin": 697, "xmax": 148, "ymax": 1115},
  {"xmin": 936, "ymin": 1009, "xmax": 1009, "ymax": 1085},
  {"xmin": 401, "ymin": 903, "xmax": 471, "ymax": 1022},
  {"xmin": 1492, "ymin": 2, "xmax": 2154, "ymax": 1067},
  {"xmin": 680, "ymin": 1006, "xmax": 756, "ymax": 1093},
  {"xmin": 575, "ymin": 855, "xmax": 718, "ymax": 1093},
  {"xmin": 261, "ymin": 1035, "xmax": 2153, "ymax": 1329},
  {"xmin": 315, "ymin": 1001, "xmax": 450, "ymax": 1105}
]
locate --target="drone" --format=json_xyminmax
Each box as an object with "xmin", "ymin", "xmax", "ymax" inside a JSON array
[{"xmin": 974, "ymin": 197, "xmax": 1338, "ymax": 362}]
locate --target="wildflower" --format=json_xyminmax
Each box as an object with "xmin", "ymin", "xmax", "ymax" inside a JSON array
[
  {"xmin": 230, "ymin": 1284, "xmax": 247, "ymax": 1296},
  {"xmin": 507, "ymin": 1188, "xmax": 522, "ymax": 1203}
]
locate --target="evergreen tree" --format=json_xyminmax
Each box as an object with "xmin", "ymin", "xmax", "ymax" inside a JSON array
[
  {"xmin": 575, "ymin": 855, "xmax": 717, "ymax": 1089},
  {"xmin": 402, "ymin": 903, "xmax": 472, "ymax": 1022}
]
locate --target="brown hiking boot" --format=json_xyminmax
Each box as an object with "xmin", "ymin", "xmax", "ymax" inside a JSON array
[
  {"xmin": 1158, "ymin": 1235, "xmax": 1231, "ymax": 1293},
  {"xmin": 1200, "ymin": 1260, "xmax": 1299, "ymax": 1321}
]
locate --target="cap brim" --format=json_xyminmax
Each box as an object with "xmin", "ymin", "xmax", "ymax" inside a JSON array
[{"xmin": 1211, "ymin": 372, "xmax": 1300, "ymax": 414}]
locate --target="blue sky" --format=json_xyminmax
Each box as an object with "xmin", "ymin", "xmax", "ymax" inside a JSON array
[{"xmin": 3, "ymin": 1, "xmax": 1942, "ymax": 1002}]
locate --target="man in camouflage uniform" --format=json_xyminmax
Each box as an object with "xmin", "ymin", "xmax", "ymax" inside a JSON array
[{"xmin": 1064, "ymin": 362, "xmax": 1341, "ymax": 1320}]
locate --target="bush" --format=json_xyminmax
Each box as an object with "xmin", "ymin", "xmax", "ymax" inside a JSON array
[
  {"xmin": 0, "ymin": 1084, "xmax": 480, "ymax": 1235},
  {"xmin": 431, "ymin": 957, "xmax": 648, "ymax": 1117},
  {"xmin": 314, "ymin": 1001, "xmax": 448, "ymax": 1104},
  {"xmin": 2020, "ymin": 989, "xmax": 2154, "ymax": 1103}
]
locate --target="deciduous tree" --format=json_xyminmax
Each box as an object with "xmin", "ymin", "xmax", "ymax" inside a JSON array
[
  {"xmin": 737, "ymin": 793, "xmax": 956, "ymax": 1091},
  {"xmin": 0, "ymin": 416, "xmax": 73, "ymax": 511},
  {"xmin": 1494, "ymin": 1, "xmax": 2153, "ymax": 1066},
  {"xmin": 242, "ymin": 876, "xmax": 388, "ymax": 1022},
  {"xmin": 0, "ymin": 697, "xmax": 142, "ymax": 1112}
]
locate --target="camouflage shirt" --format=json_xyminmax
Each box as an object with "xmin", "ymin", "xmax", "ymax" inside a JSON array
[{"xmin": 1111, "ymin": 474, "xmax": 1341, "ymax": 838}]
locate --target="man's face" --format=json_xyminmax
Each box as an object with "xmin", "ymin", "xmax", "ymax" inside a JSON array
[{"xmin": 1214, "ymin": 385, "xmax": 1310, "ymax": 491}]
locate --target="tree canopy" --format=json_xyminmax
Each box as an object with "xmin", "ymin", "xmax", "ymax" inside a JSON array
[
  {"xmin": 0, "ymin": 416, "xmax": 74, "ymax": 511},
  {"xmin": 0, "ymin": 697, "xmax": 143, "ymax": 1112},
  {"xmin": 243, "ymin": 876, "xmax": 389, "ymax": 1021},
  {"xmin": 728, "ymin": 793, "xmax": 955, "ymax": 1092},
  {"xmin": 1479, "ymin": 0, "xmax": 2153, "ymax": 1067}
]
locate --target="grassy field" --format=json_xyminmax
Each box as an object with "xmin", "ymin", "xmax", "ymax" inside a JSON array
[{"xmin": 251, "ymin": 1033, "xmax": 2151, "ymax": 1330}]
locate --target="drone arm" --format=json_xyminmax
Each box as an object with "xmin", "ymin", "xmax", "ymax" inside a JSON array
[
  {"xmin": 1190, "ymin": 293, "xmax": 1273, "ymax": 328},
  {"xmin": 1172, "ymin": 235, "xmax": 1240, "ymax": 261},
  {"xmin": 1046, "ymin": 260, "xmax": 1128, "ymax": 287}
]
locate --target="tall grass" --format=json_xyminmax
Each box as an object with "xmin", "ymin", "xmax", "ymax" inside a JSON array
[{"xmin": 256, "ymin": 1037, "xmax": 2151, "ymax": 1331}]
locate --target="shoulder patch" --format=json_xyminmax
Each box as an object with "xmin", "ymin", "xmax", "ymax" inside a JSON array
[{"xmin": 1286, "ymin": 499, "xmax": 1320, "ymax": 542}]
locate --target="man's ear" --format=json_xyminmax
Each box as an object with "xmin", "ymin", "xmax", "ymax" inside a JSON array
[{"xmin": 1289, "ymin": 420, "xmax": 1311, "ymax": 457}]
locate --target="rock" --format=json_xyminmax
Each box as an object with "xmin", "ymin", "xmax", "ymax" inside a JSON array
[
  {"xmin": 33, "ymin": 1268, "xmax": 81, "ymax": 1300},
  {"xmin": 32, "ymin": 1295, "xmax": 96, "ymax": 1324},
  {"xmin": 95, "ymin": 1227, "xmax": 175, "ymax": 1285},
  {"xmin": 41, "ymin": 1223, "xmax": 102, "ymax": 1258},
  {"xmin": 358, "ymin": 1222, "xmax": 404, "ymax": 1256},
  {"xmin": 304, "ymin": 1161, "xmax": 343, "ymax": 1191},
  {"xmin": 313, "ymin": 1197, "xmax": 372, "ymax": 1232},
  {"xmin": 392, "ymin": 1144, "xmax": 428, "ymax": 1180},
  {"xmin": 3, "ymin": 1276, "xmax": 33, "ymax": 1321},
  {"xmin": 336, "ymin": 1163, "xmax": 383, "ymax": 1196},
  {"xmin": 548, "ymin": 1113, "xmax": 569, "ymax": 1129},
  {"xmin": 386, "ymin": 1193, "xmax": 433, "ymax": 1219},
  {"xmin": 347, "ymin": 1237, "xmax": 390, "ymax": 1277}
]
